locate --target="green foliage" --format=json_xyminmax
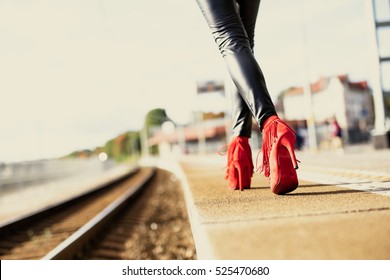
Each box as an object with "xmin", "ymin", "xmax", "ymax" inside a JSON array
[
  {"xmin": 145, "ymin": 108, "xmax": 169, "ymax": 128},
  {"xmin": 104, "ymin": 139, "xmax": 115, "ymax": 158},
  {"xmin": 103, "ymin": 131, "xmax": 141, "ymax": 162},
  {"xmin": 66, "ymin": 107, "xmax": 165, "ymax": 161},
  {"xmin": 67, "ymin": 149, "xmax": 93, "ymax": 158},
  {"xmin": 126, "ymin": 131, "xmax": 141, "ymax": 156},
  {"xmin": 143, "ymin": 108, "xmax": 170, "ymax": 156}
]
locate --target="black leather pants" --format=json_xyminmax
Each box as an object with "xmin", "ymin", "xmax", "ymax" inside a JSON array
[{"xmin": 196, "ymin": 0, "xmax": 277, "ymax": 137}]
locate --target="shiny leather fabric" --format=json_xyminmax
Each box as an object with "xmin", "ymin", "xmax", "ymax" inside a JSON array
[{"xmin": 196, "ymin": 0, "xmax": 277, "ymax": 136}]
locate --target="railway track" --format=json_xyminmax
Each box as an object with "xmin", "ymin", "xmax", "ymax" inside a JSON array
[
  {"xmin": 80, "ymin": 169, "xmax": 196, "ymax": 260},
  {"xmin": 0, "ymin": 167, "xmax": 155, "ymax": 259}
]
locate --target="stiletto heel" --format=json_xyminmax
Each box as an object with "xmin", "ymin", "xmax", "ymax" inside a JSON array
[
  {"xmin": 233, "ymin": 161, "xmax": 250, "ymax": 191},
  {"xmin": 280, "ymin": 134, "xmax": 299, "ymax": 170},
  {"xmin": 234, "ymin": 162, "xmax": 243, "ymax": 191},
  {"xmin": 228, "ymin": 165, "xmax": 239, "ymax": 190},
  {"xmin": 225, "ymin": 137, "xmax": 253, "ymax": 190},
  {"xmin": 260, "ymin": 116, "xmax": 299, "ymax": 194}
]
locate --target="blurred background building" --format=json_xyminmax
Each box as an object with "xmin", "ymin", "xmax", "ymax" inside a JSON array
[
  {"xmin": 148, "ymin": 80, "xmax": 229, "ymax": 156},
  {"xmin": 277, "ymin": 75, "xmax": 374, "ymax": 149}
]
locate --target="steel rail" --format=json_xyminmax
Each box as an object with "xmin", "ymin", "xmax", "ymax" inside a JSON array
[
  {"xmin": 0, "ymin": 166, "xmax": 138, "ymax": 237},
  {"xmin": 42, "ymin": 167, "xmax": 155, "ymax": 260}
]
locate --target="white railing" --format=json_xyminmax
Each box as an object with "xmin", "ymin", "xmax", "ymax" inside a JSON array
[{"xmin": 0, "ymin": 158, "xmax": 115, "ymax": 192}]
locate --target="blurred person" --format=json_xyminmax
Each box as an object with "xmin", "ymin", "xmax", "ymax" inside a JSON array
[
  {"xmin": 293, "ymin": 123, "xmax": 306, "ymax": 150},
  {"xmin": 329, "ymin": 117, "xmax": 343, "ymax": 154},
  {"xmin": 196, "ymin": 0, "xmax": 299, "ymax": 194}
]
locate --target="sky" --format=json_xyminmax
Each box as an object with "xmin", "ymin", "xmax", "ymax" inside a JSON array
[{"xmin": 0, "ymin": 0, "xmax": 380, "ymax": 162}]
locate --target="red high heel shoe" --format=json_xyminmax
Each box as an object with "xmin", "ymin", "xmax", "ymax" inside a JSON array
[
  {"xmin": 261, "ymin": 116, "xmax": 299, "ymax": 194},
  {"xmin": 225, "ymin": 136, "xmax": 254, "ymax": 191}
]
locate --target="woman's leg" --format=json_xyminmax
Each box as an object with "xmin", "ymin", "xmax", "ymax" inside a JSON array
[
  {"xmin": 231, "ymin": 87, "xmax": 252, "ymax": 137},
  {"xmin": 231, "ymin": 0, "xmax": 263, "ymax": 137},
  {"xmin": 196, "ymin": 0, "xmax": 276, "ymax": 130},
  {"xmin": 197, "ymin": 0, "xmax": 299, "ymax": 194}
]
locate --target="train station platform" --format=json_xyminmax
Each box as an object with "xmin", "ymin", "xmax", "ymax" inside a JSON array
[{"xmin": 154, "ymin": 145, "xmax": 390, "ymax": 260}]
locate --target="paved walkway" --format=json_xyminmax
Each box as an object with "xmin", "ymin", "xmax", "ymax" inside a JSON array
[{"xmin": 172, "ymin": 145, "xmax": 390, "ymax": 260}]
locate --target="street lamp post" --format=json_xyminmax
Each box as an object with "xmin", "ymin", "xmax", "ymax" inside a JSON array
[
  {"xmin": 366, "ymin": 0, "xmax": 389, "ymax": 148},
  {"xmin": 300, "ymin": 0, "xmax": 318, "ymax": 152}
]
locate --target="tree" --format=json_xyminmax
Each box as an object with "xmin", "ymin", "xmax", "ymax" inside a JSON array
[
  {"xmin": 143, "ymin": 108, "xmax": 170, "ymax": 155},
  {"xmin": 102, "ymin": 131, "xmax": 141, "ymax": 162},
  {"xmin": 145, "ymin": 108, "xmax": 170, "ymax": 128}
]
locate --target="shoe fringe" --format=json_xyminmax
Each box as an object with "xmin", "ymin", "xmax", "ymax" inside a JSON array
[
  {"xmin": 258, "ymin": 117, "xmax": 297, "ymax": 177},
  {"xmin": 219, "ymin": 137, "xmax": 254, "ymax": 180}
]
